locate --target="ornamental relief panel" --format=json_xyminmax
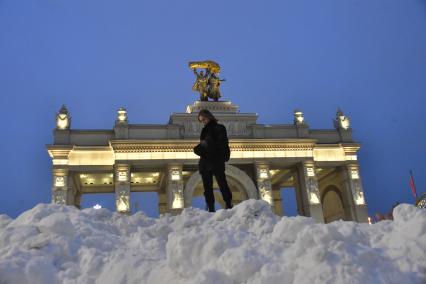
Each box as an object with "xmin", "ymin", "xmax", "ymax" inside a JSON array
[{"xmin": 182, "ymin": 120, "xmax": 251, "ymax": 137}]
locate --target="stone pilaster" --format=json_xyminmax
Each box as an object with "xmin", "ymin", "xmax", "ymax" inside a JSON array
[
  {"xmin": 114, "ymin": 164, "xmax": 131, "ymax": 213},
  {"xmin": 255, "ymin": 163, "xmax": 274, "ymax": 209},
  {"xmin": 296, "ymin": 161, "xmax": 324, "ymax": 223},
  {"xmin": 343, "ymin": 163, "xmax": 368, "ymax": 222},
  {"xmin": 51, "ymin": 168, "xmax": 75, "ymax": 206},
  {"xmin": 166, "ymin": 165, "xmax": 184, "ymax": 214}
]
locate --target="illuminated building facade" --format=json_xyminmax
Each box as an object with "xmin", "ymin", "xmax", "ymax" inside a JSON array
[{"xmin": 47, "ymin": 101, "xmax": 368, "ymax": 223}]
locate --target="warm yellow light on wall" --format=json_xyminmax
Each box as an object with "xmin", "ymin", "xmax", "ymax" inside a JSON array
[
  {"xmin": 172, "ymin": 195, "xmax": 184, "ymax": 209},
  {"xmin": 259, "ymin": 169, "xmax": 269, "ymax": 179},
  {"xmin": 117, "ymin": 200, "xmax": 129, "ymax": 212},
  {"xmin": 306, "ymin": 167, "xmax": 315, "ymax": 177},
  {"xmin": 260, "ymin": 188, "xmax": 273, "ymax": 205},
  {"xmin": 118, "ymin": 171, "xmax": 128, "ymax": 182},
  {"xmin": 52, "ymin": 159, "xmax": 68, "ymax": 165},
  {"xmin": 54, "ymin": 176, "xmax": 65, "ymax": 187},
  {"xmin": 171, "ymin": 170, "xmax": 181, "ymax": 180},
  {"xmin": 355, "ymin": 193, "xmax": 366, "ymax": 205},
  {"xmin": 309, "ymin": 192, "xmax": 320, "ymax": 204},
  {"xmin": 350, "ymin": 169, "xmax": 359, "ymax": 180}
]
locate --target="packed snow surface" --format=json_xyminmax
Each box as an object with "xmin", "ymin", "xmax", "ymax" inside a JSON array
[{"xmin": 0, "ymin": 200, "xmax": 425, "ymax": 284}]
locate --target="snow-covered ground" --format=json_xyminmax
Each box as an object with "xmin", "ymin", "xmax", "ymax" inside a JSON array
[{"xmin": 0, "ymin": 200, "xmax": 425, "ymax": 284}]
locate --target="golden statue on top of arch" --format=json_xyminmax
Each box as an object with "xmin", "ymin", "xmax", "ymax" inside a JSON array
[{"xmin": 189, "ymin": 60, "xmax": 225, "ymax": 101}]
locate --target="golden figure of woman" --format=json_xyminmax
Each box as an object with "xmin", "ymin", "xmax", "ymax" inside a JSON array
[{"xmin": 208, "ymin": 73, "xmax": 221, "ymax": 101}]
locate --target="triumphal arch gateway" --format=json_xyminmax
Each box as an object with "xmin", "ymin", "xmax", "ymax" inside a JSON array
[{"xmin": 47, "ymin": 62, "xmax": 368, "ymax": 223}]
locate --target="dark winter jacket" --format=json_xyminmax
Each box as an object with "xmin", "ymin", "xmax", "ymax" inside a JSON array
[{"xmin": 193, "ymin": 120, "xmax": 229, "ymax": 173}]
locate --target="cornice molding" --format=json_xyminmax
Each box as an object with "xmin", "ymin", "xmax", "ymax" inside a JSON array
[{"xmin": 110, "ymin": 139, "xmax": 317, "ymax": 153}]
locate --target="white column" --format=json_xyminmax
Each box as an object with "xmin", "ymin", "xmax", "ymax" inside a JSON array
[
  {"xmin": 296, "ymin": 161, "xmax": 324, "ymax": 223},
  {"xmin": 255, "ymin": 163, "xmax": 274, "ymax": 208},
  {"xmin": 166, "ymin": 164, "xmax": 184, "ymax": 214},
  {"xmin": 114, "ymin": 164, "xmax": 131, "ymax": 213}
]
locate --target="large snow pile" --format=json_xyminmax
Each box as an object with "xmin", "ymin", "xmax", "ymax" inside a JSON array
[{"xmin": 0, "ymin": 200, "xmax": 425, "ymax": 284}]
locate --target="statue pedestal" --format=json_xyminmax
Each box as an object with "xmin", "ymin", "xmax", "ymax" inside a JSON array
[
  {"xmin": 169, "ymin": 100, "xmax": 258, "ymax": 138},
  {"xmin": 186, "ymin": 101, "xmax": 240, "ymax": 114}
]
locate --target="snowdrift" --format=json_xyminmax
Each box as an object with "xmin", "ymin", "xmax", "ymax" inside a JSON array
[{"xmin": 0, "ymin": 200, "xmax": 425, "ymax": 284}]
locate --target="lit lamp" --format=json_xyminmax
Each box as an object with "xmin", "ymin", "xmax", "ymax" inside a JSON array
[
  {"xmin": 56, "ymin": 105, "xmax": 71, "ymax": 130},
  {"xmin": 294, "ymin": 109, "xmax": 305, "ymax": 125},
  {"xmin": 116, "ymin": 107, "xmax": 128, "ymax": 124}
]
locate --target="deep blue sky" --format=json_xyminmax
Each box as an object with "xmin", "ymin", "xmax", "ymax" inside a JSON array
[{"xmin": 1, "ymin": 0, "xmax": 425, "ymax": 218}]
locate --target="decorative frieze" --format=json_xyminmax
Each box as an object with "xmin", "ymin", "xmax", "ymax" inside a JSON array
[{"xmin": 182, "ymin": 120, "xmax": 251, "ymax": 137}]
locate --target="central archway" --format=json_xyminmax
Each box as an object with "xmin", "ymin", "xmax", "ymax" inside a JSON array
[
  {"xmin": 184, "ymin": 164, "xmax": 258, "ymax": 207},
  {"xmin": 321, "ymin": 185, "xmax": 346, "ymax": 223}
]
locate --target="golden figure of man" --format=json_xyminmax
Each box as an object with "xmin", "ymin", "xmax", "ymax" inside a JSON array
[{"xmin": 192, "ymin": 69, "xmax": 209, "ymax": 101}]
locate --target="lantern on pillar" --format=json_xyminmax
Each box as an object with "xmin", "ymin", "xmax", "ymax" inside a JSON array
[
  {"xmin": 335, "ymin": 109, "xmax": 350, "ymax": 130},
  {"xmin": 294, "ymin": 109, "xmax": 305, "ymax": 125},
  {"xmin": 116, "ymin": 107, "xmax": 128, "ymax": 124},
  {"xmin": 56, "ymin": 105, "xmax": 71, "ymax": 130}
]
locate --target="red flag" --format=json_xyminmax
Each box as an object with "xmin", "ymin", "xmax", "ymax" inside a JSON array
[{"xmin": 409, "ymin": 170, "xmax": 417, "ymax": 199}]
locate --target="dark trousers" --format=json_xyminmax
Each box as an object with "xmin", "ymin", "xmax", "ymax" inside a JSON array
[{"xmin": 201, "ymin": 170, "xmax": 232, "ymax": 208}]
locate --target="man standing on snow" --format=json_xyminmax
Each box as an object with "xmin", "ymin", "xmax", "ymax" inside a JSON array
[{"xmin": 193, "ymin": 109, "xmax": 233, "ymax": 212}]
